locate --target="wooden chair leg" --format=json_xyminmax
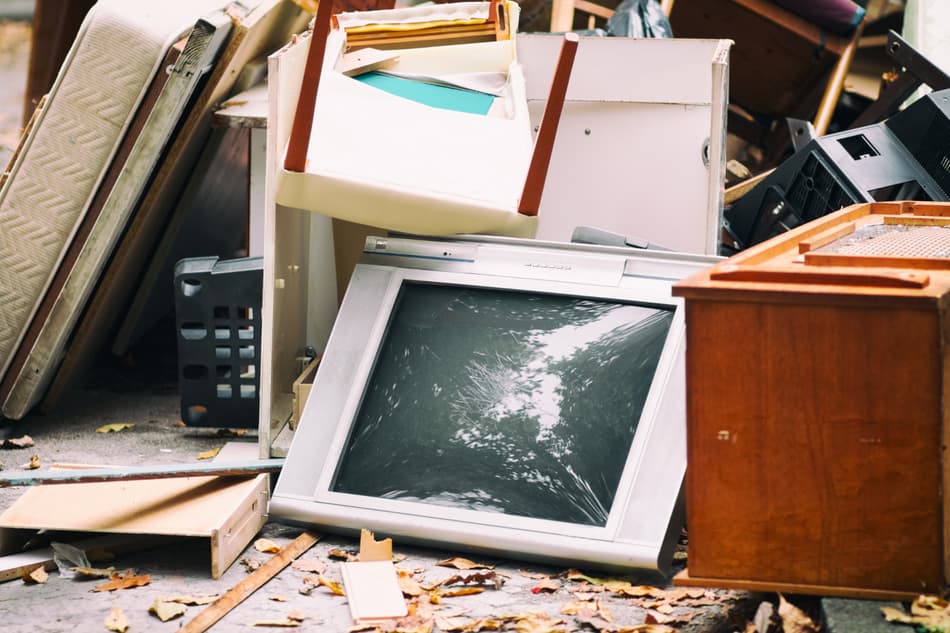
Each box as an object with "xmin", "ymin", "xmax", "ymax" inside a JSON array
[
  {"xmin": 550, "ymin": 0, "xmax": 576, "ymax": 32},
  {"xmin": 813, "ymin": 20, "xmax": 865, "ymax": 135}
]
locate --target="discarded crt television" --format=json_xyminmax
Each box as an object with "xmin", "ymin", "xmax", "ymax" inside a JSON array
[
  {"xmin": 725, "ymin": 88, "xmax": 950, "ymax": 250},
  {"xmin": 270, "ymin": 235, "xmax": 718, "ymax": 573}
]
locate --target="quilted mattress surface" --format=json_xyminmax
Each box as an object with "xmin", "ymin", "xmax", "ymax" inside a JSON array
[{"xmin": 0, "ymin": 0, "xmax": 238, "ymax": 377}]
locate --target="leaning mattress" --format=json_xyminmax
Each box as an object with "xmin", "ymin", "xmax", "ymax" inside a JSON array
[{"xmin": 0, "ymin": 0, "xmax": 237, "ymax": 378}]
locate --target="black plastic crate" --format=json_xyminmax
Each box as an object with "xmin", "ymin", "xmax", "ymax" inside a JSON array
[{"xmin": 174, "ymin": 256, "xmax": 262, "ymax": 428}]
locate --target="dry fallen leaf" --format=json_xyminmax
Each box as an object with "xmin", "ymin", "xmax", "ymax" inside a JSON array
[
  {"xmin": 22, "ymin": 565, "xmax": 48, "ymax": 584},
  {"xmin": 24, "ymin": 454, "xmax": 40, "ymax": 469},
  {"xmin": 174, "ymin": 420, "xmax": 186, "ymax": 427},
  {"xmin": 531, "ymin": 578, "xmax": 561, "ymax": 594},
  {"xmin": 252, "ymin": 619, "xmax": 301, "ymax": 627},
  {"xmin": 104, "ymin": 606, "xmax": 129, "ymax": 632},
  {"xmin": 149, "ymin": 598, "xmax": 187, "ymax": 622},
  {"xmin": 316, "ymin": 574, "xmax": 345, "ymax": 596},
  {"xmin": 270, "ymin": 595, "xmax": 290, "ymax": 602},
  {"xmin": 95, "ymin": 571, "xmax": 151, "ymax": 592},
  {"xmin": 255, "ymin": 538, "xmax": 282, "ymax": 553},
  {"xmin": 216, "ymin": 428, "xmax": 249, "ymax": 437},
  {"xmin": 616, "ymin": 625, "xmax": 677, "ymax": 633},
  {"xmin": 291, "ymin": 558, "xmax": 326, "ymax": 574},
  {"xmin": 397, "ymin": 569, "xmax": 425, "ymax": 597},
  {"xmin": 166, "ymin": 595, "xmax": 218, "ymax": 606},
  {"xmin": 882, "ymin": 595, "xmax": 950, "ymax": 631},
  {"xmin": 511, "ymin": 611, "xmax": 567, "ymax": 633},
  {"xmin": 241, "ymin": 557, "xmax": 264, "ymax": 572},
  {"xmin": 519, "ymin": 570, "xmax": 551, "ymax": 580},
  {"xmin": 95, "ymin": 423, "xmax": 134, "ymax": 433},
  {"xmin": 2, "ymin": 434, "xmax": 34, "ymax": 449},
  {"xmin": 72, "ymin": 566, "xmax": 116, "ymax": 579},
  {"xmin": 437, "ymin": 557, "xmax": 494, "ymax": 570},
  {"xmin": 777, "ymin": 595, "xmax": 819, "ymax": 633},
  {"xmin": 327, "ymin": 548, "xmax": 358, "ymax": 561},
  {"xmin": 197, "ymin": 447, "xmax": 221, "ymax": 460}
]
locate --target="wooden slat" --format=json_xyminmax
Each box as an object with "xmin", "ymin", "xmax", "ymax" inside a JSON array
[
  {"xmin": 179, "ymin": 532, "xmax": 320, "ymax": 633},
  {"xmin": 0, "ymin": 459, "xmax": 284, "ymax": 488},
  {"xmin": 798, "ymin": 222, "xmax": 855, "ymax": 253}
]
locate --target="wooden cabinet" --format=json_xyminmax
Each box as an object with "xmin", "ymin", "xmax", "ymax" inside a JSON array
[{"xmin": 672, "ymin": 201, "xmax": 950, "ymax": 599}]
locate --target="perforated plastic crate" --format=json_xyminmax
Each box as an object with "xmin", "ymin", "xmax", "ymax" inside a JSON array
[{"xmin": 174, "ymin": 256, "xmax": 262, "ymax": 428}]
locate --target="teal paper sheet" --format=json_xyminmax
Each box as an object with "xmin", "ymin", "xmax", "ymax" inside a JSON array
[{"xmin": 354, "ymin": 72, "xmax": 495, "ymax": 115}]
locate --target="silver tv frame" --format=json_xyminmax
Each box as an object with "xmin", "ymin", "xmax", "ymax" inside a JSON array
[{"xmin": 270, "ymin": 235, "xmax": 717, "ymax": 573}]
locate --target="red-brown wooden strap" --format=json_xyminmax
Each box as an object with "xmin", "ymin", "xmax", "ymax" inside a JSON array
[
  {"xmin": 284, "ymin": 0, "xmax": 336, "ymax": 172},
  {"xmin": 518, "ymin": 32, "xmax": 579, "ymax": 216}
]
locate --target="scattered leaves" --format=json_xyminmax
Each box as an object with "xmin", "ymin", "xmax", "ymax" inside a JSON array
[
  {"xmin": 519, "ymin": 570, "xmax": 551, "ymax": 580},
  {"xmin": 436, "ymin": 616, "xmax": 506, "ymax": 632},
  {"xmin": 252, "ymin": 619, "xmax": 301, "ymax": 627},
  {"xmin": 95, "ymin": 423, "xmax": 134, "ymax": 433},
  {"xmin": 2, "ymin": 434, "xmax": 33, "ymax": 448},
  {"xmin": 531, "ymin": 578, "xmax": 561, "ymax": 594},
  {"xmin": 149, "ymin": 598, "xmax": 187, "ymax": 622},
  {"xmin": 104, "ymin": 606, "xmax": 129, "ymax": 632},
  {"xmin": 777, "ymin": 595, "xmax": 819, "ymax": 633},
  {"xmin": 94, "ymin": 571, "xmax": 151, "ymax": 592},
  {"xmin": 882, "ymin": 595, "xmax": 950, "ymax": 631},
  {"xmin": 174, "ymin": 420, "xmax": 186, "ymax": 427},
  {"xmin": 255, "ymin": 538, "xmax": 282, "ymax": 553},
  {"xmin": 216, "ymin": 428, "xmax": 249, "ymax": 437},
  {"xmin": 437, "ymin": 557, "xmax": 494, "ymax": 570},
  {"xmin": 72, "ymin": 566, "xmax": 116, "ymax": 579},
  {"xmin": 429, "ymin": 587, "xmax": 484, "ymax": 603},
  {"xmin": 428, "ymin": 570, "xmax": 505, "ymax": 590},
  {"xmin": 270, "ymin": 595, "xmax": 290, "ymax": 602},
  {"xmin": 561, "ymin": 599, "xmax": 612, "ymax": 621},
  {"xmin": 197, "ymin": 447, "xmax": 221, "ymax": 460},
  {"xmin": 24, "ymin": 454, "xmax": 40, "ymax": 469},
  {"xmin": 21, "ymin": 565, "xmax": 48, "ymax": 584},
  {"xmin": 299, "ymin": 577, "xmax": 317, "ymax": 595},
  {"xmin": 291, "ymin": 558, "xmax": 325, "ymax": 574},
  {"xmin": 510, "ymin": 611, "xmax": 567, "ymax": 633},
  {"xmin": 616, "ymin": 625, "xmax": 676, "ymax": 633}
]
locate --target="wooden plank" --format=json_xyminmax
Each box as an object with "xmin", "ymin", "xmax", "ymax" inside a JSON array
[
  {"xmin": 0, "ymin": 459, "xmax": 283, "ymax": 488},
  {"xmin": 180, "ymin": 531, "xmax": 320, "ymax": 633},
  {"xmin": 708, "ymin": 266, "xmax": 930, "ymax": 289},
  {"xmin": 798, "ymin": 222, "xmax": 855, "ymax": 253},
  {"xmin": 804, "ymin": 253, "xmax": 950, "ymax": 271},
  {"xmin": 673, "ymin": 569, "xmax": 921, "ymax": 602}
]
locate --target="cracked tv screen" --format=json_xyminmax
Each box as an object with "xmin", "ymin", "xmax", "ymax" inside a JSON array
[{"xmin": 332, "ymin": 282, "xmax": 673, "ymax": 526}]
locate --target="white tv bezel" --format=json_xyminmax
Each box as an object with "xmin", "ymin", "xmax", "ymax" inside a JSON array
[{"xmin": 270, "ymin": 236, "xmax": 715, "ymax": 573}]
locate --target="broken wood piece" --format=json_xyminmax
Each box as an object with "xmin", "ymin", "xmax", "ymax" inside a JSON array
[
  {"xmin": 358, "ymin": 528, "xmax": 392, "ymax": 562},
  {"xmin": 340, "ymin": 560, "xmax": 408, "ymax": 623},
  {"xmin": 179, "ymin": 532, "xmax": 321, "ymax": 633},
  {"xmin": 340, "ymin": 48, "xmax": 400, "ymax": 77},
  {"xmin": 0, "ymin": 459, "xmax": 284, "ymax": 487}
]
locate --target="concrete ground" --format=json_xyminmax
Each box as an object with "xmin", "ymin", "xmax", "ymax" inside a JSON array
[{"xmin": 0, "ymin": 14, "xmax": 908, "ymax": 633}]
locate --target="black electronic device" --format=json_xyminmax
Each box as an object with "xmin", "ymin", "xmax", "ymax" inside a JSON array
[{"xmin": 726, "ymin": 88, "xmax": 950, "ymax": 250}]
